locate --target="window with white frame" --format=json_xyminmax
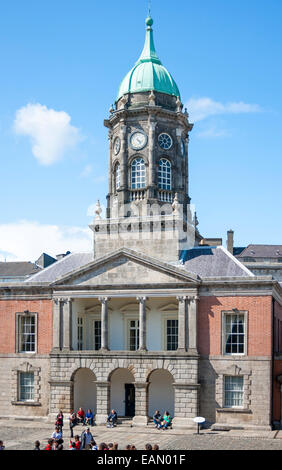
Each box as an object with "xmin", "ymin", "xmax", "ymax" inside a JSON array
[
  {"xmin": 131, "ymin": 158, "xmax": 146, "ymax": 189},
  {"xmin": 224, "ymin": 312, "xmax": 245, "ymax": 355},
  {"xmin": 19, "ymin": 372, "xmax": 34, "ymax": 402},
  {"xmin": 94, "ymin": 320, "xmax": 101, "ymax": 350},
  {"xmin": 77, "ymin": 317, "xmax": 84, "ymax": 350},
  {"xmin": 128, "ymin": 320, "xmax": 139, "ymax": 351},
  {"xmin": 166, "ymin": 319, "xmax": 178, "ymax": 351},
  {"xmin": 224, "ymin": 376, "xmax": 244, "ymax": 408},
  {"xmin": 158, "ymin": 158, "xmax": 171, "ymax": 190},
  {"xmin": 18, "ymin": 315, "xmax": 36, "ymax": 353}
]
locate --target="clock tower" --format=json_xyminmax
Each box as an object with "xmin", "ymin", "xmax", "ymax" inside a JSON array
[{"xmin": 90, "ymin": 16, "xmax": 201, "ymax": 261}]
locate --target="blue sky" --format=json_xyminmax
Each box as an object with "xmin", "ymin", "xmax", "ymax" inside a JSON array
[{"xmin": 0, "ymin": 0, "xmax": 281, "ymax": 260}]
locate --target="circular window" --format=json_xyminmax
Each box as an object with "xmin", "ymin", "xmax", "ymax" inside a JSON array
[{"xmin": 158, "ymin": 133, "xmax": 173, "ymax": 150}]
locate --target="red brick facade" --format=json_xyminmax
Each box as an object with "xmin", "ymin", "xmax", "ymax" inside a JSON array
[
  {"xmin": 198, "ymin": 295, "xmax": 273, "ymax": 357},
  {"xmin": 0, "ymin": 299, "xmax": 53, "ymax": 354}
]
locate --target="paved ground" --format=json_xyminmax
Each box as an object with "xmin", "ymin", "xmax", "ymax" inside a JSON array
[{"xmin": 1, "ymin": 419, "xmax": 282, "ymax": 450}]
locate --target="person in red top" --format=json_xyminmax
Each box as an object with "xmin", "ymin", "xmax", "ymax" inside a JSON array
[
  {"xmin": 69, "ymin": 435, "xmax": 81, "ymax": 450},
  {"xmin": 45, "ymin": 439, "xmax": 54, "ymax": 450},
  {"xmin": 77, "ymin": 407, "xmax": 85, "ymax": 424}
]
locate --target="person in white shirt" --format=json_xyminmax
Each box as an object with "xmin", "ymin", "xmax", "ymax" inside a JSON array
[{"xmin": 51, "ymin": 427, "xmax": 62, "ymax": 440}]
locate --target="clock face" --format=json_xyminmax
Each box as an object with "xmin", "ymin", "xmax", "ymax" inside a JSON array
[
  {"xmin": 130, "ymin": 131, "xmax": 147, "ymax": 150},
  {"xmin": 113, "ymin": 137, "xmax": 121, "ymax": 155},
  {"xmin": 158, "ymin": 133, "xmax": 173, "ymax": 150}
]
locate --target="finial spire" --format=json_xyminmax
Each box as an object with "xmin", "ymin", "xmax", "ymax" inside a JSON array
[{"xmin": 148, "ymin": 0, "xmax": 151, "ymax": 16}]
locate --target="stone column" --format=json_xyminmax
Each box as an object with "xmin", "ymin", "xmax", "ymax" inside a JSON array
[
  {"xmin": 99, "ymin": 297, "xmax": 109, "ymax": 351},
  {"xmin": 49, "ymin": 380, "xmax": 73, "ymax": 419},
  {"xmin": 108, "ymin": 131, "xmax": 113, "ymax": 195},
  {"xmin": 132, "ymin": 382, "xmax": 149, "ymax": 426},
  {"xmin": 53, "ymin": 299, "xmax": 62, "ymax": 351},
  {"xmin": 177, "ymin": 296, "xmax": 188, "ymax": 351},
  {"xmin": 119, "ymin": 122, "xmax": 127, "ymax": 209},
  {"xmin": 62, "ymin": 298, "xmax": 72, "ymax": 351},
  {"xmin": 188, "ymin": 296, "xmax": 198, "ymax": 351},
  {"xmin": 173, "ymin": 382, "xmax": 200, "ymax": 429},
  {"xmin": 148, "ymin": 117, "xmax": 156, "ymax": 198},
  {"xmin": 137, "ymin": 296, "xmax": 147, "ymax": 351},
  {"xmin": 95, "ymin": 381, "xmax": 110, "ymax": 425}
]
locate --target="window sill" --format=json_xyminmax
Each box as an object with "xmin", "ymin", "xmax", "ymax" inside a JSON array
[
  {"xmin": 216, "ymin": 408, "xmax": 251, "ymax": 414},
  {"xmin": 11, "ymin": 401, "xmax": 41, "ymax": 407}
]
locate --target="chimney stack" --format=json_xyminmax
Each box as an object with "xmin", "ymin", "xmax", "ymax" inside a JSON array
[{"xmin": 227, "ymin": 230, "xmax": 234, "ymax": 255}]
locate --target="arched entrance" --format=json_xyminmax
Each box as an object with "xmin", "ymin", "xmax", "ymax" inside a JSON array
[
  {"xmin": 148, "ymin": 369, "xmax": 174, "ymax": 417},
  {"xmin": 73, "ymin": 368, "xmax": 97, "ymax": 413},
  {"xmin": 109, "ymin": 368, "xmax": 135, "ymax": 417}
]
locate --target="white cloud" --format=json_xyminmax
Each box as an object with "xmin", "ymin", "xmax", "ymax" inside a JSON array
[
  {"xmin": 196, "ymin": 125, "xmax": 230, "ymax": 139},
  {"xmin": 0, "ymin": 221, "xmax": 92, "ymax": 261},
  {"xmin": 14, "ymin": 103, "xmax": 83, "ymax": 165},
  {"xmin": 186, "ymin": 97, "xmax": 262, "ymax": 122},
  {"xmin": 80, "ymin": 164, "xmax": 93, "ymax": 178}
]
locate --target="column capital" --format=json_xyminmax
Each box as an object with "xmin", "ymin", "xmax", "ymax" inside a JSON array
[
  {"xmin": 176, "ymin": 295, "xmax": 189, "ymax": 302},
  {"xmin": 99, "ymin": 296, "xmax": 110, "ymax": 304},
  {"xmin": 136, "ymin": 296, "xmax": 147, "ymax": 303}
]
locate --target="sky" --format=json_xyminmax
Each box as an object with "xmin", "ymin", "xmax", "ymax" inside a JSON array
[{"xmin": 0, "ymin": 0, "xmax": 281, "ymax": 261}]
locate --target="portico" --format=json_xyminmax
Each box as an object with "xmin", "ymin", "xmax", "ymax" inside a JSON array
[{"xmin": 48, "ymin": 249, "xmax": 200, "ymax": 428}]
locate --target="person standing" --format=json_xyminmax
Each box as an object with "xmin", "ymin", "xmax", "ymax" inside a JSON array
[
  {"xmin": 69, "ymin": 410, "xmax": 77, "ymax": 438},
  {"xmin": 80, "ymin": 428, "xmax": 93, "ymax": 450},
  {"xmin": 55, "ymin": 410, "xmax": 64, "ymax": 433}
]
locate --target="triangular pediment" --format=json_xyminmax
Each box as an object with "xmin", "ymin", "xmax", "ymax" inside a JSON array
[{"xmin": 52, "ymin": 248, "xmax": 200, "ymax": 287}]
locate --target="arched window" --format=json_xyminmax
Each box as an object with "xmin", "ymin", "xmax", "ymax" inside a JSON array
[
  {"xmin": 158, "ymin": 158, "xmax": 171, "ymax": 190},
  {"xmin": 115, "ymin": 162, "xmax": 121, "ymax": 190},
  {"xmin": 131, "ymin": 158, "xmax": 146, "ymax": 189}
]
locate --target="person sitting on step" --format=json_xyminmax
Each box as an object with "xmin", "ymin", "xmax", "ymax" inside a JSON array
[
  {"xmin": 84, "ymin": 409, "xmax": 94, "ymax": 426},
  {"xmin": 158, "ymin": 411, "xmax": 172, "ymax": 430},
  {"xmin": 77, "ymin": 407, "xmax": 85, "ymax": 424},
  {"xmin": 107, "ymin": 409, "xmax": 118, "ymax": 428},
  {"xmin": 153, "ymin": 410, "xmax": 161, "ymax": 428}
]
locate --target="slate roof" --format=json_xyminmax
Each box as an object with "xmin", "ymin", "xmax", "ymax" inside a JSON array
[
  {"xmin": 0, "ymin": 262, "xmax": 42, "ymax": 278},
  {"xmin": 25, "ymin": 246, "xmax": 254, "ymax": 285},
  {"xmin": 178, "ymin": 246, "xmax": 254, "ymax": 278},
  {"xmin": 237, "ymin": 245, "xmax": 282, "ymax": 259},
  {"xmin": 26, "ymin": 252, "xmax": 94, "ymax": 283}
]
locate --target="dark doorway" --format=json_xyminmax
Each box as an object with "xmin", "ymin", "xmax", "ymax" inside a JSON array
[{"xmin": 125, "ymin": 383, "xmax": 135, "ymax": 417}]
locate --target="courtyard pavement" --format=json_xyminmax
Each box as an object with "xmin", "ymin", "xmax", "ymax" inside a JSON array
[{"xmin": 1, "ymin": 419, "xmax": 282, "ymax": 450}]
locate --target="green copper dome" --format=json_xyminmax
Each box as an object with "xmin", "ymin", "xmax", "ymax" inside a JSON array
[{"xmin": 116, "ymin": 16, "xmax": 180, "ymax": 102}]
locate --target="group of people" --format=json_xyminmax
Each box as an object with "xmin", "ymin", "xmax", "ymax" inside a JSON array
[
  {"xmin": 65, "ymin": 408, "xmax": 95, "ymax": 437},
  {"xmin": 153, "ymin": 410, "xmax": 172, "ymax": 429},
  {"xmin": 0, "ymin": 407, "xmax": 171, "ymax": 450},
  {"xmin": 39, "ymin": 437, "xmax": 160, "ymax": 451}
]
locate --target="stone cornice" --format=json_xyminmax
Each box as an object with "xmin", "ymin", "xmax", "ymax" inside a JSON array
[
  {"xmin": 49, "ymin": 350, "xmax": 199, "ymax": 359},
  {"xmin": 104, "ymin": 106, "xmax": 193, "ymax": 133}
]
